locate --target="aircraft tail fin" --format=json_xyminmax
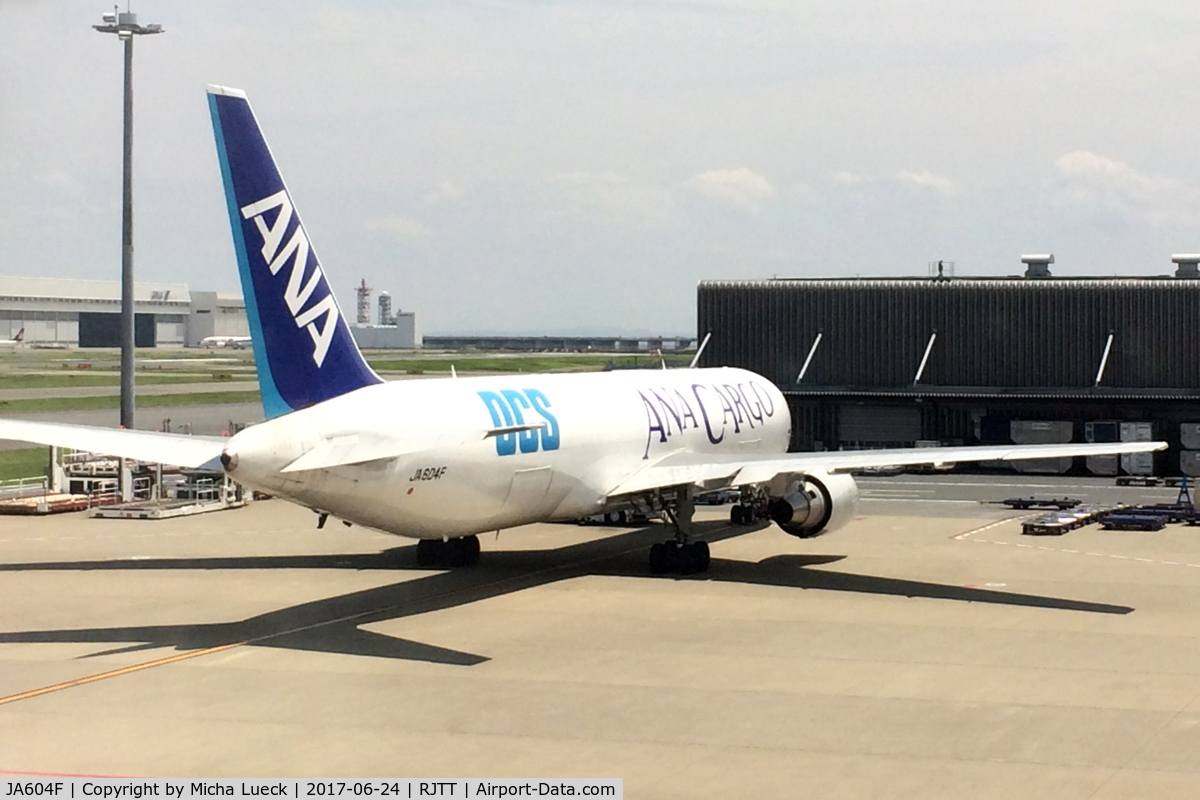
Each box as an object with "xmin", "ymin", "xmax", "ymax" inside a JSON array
[
  {"xmin": 206, "ymin": 85, "xmax": 382, "ymax": 418},
  {"xmin": 13, "ymin": 327, "xmax": 23, "ymax": 343}
]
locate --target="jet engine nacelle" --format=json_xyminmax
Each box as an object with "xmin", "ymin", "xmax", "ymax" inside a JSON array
[{"xmin": 766, "ymin": 471, "xmax": 859, "ymax": 538}]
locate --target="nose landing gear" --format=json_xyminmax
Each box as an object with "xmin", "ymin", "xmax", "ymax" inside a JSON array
[{"xmin": 415, "ymin": 535, "xmax": 481, "ymax": 568}]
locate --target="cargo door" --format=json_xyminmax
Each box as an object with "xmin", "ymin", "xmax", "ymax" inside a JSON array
[{"xmin": 492, "ymin": 466, "xmax": 553, "ymax": 528}]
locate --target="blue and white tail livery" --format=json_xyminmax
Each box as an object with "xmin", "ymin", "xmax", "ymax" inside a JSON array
[{"xmin": 207, "ymin": 85, "xmax": 382, "ymax": 418}]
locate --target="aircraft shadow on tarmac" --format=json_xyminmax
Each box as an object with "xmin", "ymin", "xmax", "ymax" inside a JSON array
[{"xmin": 0, "ymin": 521, "xmax": 1132, "ymax": 667}]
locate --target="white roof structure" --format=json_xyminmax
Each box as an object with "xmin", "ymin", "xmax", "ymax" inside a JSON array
[{"xmin": 0, "ymin": 276, "xmax": 191, "ymax": 309}]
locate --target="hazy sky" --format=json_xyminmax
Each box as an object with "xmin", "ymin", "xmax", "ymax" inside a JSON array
[{"xmin": 3, "ymin": 1, "xmax": 1200, "ymax": 335}]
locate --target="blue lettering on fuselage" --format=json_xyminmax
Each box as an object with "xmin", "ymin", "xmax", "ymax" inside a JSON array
[
  {"xmin": 478, "ymin": 389, "xmax": 560, "ymax": 456},
  {"xmin": 639, "ymin": 380, "xmax": 776, "ymax": 458}
]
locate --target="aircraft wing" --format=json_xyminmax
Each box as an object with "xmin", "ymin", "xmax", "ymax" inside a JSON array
[
  {"xmin": 0, "ymin": 419, "xmax": 229, "ymax": 470},
  {"xmin": 607, "ymin": 440, "xmax": 1169, "ymax": 497}
]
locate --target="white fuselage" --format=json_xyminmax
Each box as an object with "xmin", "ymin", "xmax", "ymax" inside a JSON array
[{"xmin": 224, "ymin": 367, "xmax": 789, "ymax": 538}]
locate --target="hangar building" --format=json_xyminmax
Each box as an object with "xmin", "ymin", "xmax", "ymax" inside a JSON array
[
  {"xmin": 697, "ymin": 258, "xmax": 1200, "ymax": 475},
  {"xmin": 0, "ymin": 275, "xmax": 422, "ymax": 350},
  {"xmin": 0, "ymin": 276, "xmax": 246, "ymax": 347}
]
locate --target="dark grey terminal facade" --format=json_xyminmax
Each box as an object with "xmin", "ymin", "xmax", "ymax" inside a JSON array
[{"xmin": 696, "ymin": 276, "xmax": 1200, "ymax": 474}]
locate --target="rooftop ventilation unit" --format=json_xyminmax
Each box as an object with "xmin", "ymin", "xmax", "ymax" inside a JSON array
[
  {"xmin": 1172, "ymin": 254, "xmax": 1200, "ymax": 279},
  {"xmin": 1021, "ymin": 253, "xmax": 1054, "ymax": 278}
]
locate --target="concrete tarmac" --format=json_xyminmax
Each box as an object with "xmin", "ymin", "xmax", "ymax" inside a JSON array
[{"xmin": 1, "ymin": 477, "xmax": 1199, "ymax": 797}]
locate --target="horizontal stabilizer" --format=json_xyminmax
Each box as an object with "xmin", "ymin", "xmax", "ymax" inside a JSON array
[
  {"xmin": 607, "ymin": 440, "xmax": 1168, "ymax": 497},
  {"xmin": 280, "ymin": 432, "xmax": 452, "ymax": 473},
  {"xmin": 0, "ymin": 419, "xmax": 228, "ymax": 470}
]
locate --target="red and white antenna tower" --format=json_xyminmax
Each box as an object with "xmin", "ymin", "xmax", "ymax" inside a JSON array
[{"xmin": 355, "ymin": 279, "xmax": 372, "ymax": 325}]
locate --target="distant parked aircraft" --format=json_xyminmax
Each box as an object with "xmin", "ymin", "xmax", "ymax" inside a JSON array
[
  {"xmin": 0, "ymin": 328, "xmax": 24, "ymax": 348},
  {"xmin": 200, "ymin": 335, "xmax": 252, "ymax": 349}
]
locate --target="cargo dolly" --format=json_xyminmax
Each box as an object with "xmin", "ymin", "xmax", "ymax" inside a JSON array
[
  {"xmin": 1119, "ymin": 504, "xmax": 1200, "ymax": 524},
  {"xmin": 1099, "ymin": 478, "xmax": 1196, "ymax": 529},
  {"xmin": 1115, "ymin": 475, "xmax": 1186, "ymax": 487},
  {"xmin": 1021, "ymin": 516, "xmax": 1076, "ymax": 536},
  {"xmin": 1100, "ymin": 512, "xmax": 1168, "ymax": 531},
  {"xmin": 1021, "ymin": 504, "xmax": 1121, "ymax": 536},
  {"xmin": 1003, "ymin": 496, "xmax": 1081, "ymax": 510}
]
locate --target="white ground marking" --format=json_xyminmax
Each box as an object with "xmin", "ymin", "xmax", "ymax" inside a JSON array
[
  {"xmin": 861, "ymin": 498, "xmax": 983, "ymax": 505},
  {"xmin": 952, "ymin": 516, "xmax": 1028, "ymax": 541},
  {"xmin": 862, "ymin": 478, "xmax": 1179, "ymax": 491},
  {"xmin": 953, "ymin": 516, "xmax": 1200, "ymax": 569}
]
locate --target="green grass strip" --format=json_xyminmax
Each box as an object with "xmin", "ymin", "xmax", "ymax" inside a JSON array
[
  {"xmin": 367, "ymin": 355, "xmax": 687, "ymax": 373},
  {"xmin": 0, "ymin": 373, "xmax": 246, "ymax": 390},
  {"xmin": 0, "ymin": 447, "xmax": 54, "ymax": 482},
  {"xmin": 0, "ymin": 390, "xmax": 262, "ymax": 413}
]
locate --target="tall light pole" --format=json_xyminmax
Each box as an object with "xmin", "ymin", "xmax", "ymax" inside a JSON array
[{"xmin": 93, "ymin": 5, "xmax": 162, "ymax": 429}]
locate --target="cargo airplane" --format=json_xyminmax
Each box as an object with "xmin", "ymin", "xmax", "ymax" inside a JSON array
[{"xmin": 0, "ymin": 87, "xmax": 1167, "ymax": 574}]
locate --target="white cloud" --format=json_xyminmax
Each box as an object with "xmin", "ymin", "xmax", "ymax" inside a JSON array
[
  {"xmin": 894, "ymin": 169, "xmax": 954, "ymax": 194},
  {"xmin": 685, "ymin": 167, "xmax": 776, "ymax": 212},
  {"xmin": 552, "ymin": 171, "xmax": 674, "ymax": 226},
  {"xmin": 834, "ymin": 171, "xmax": 864, "ymax": 185},
  {"xmin": 425, "ymin": 181, "xmax": 468, "ymax": 206},
  {"xmin": 364, "ymin": 214, "xmax": 431, "ymax": 241},
  {"xmin": 1054, "ymin": 150, "xmax": 1199, "ymax": 227},
  {"xmin": 1055, "ymin": 151, "xmax": 1158, "ymax": 194}
]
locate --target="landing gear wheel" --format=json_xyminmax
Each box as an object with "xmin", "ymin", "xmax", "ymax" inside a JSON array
[
  {"xmin": 649, "ymin": 484, "xmax": 708, "ymax": 575},
  {"xmin": 416, "ymin": 539, "xmax": 439, "ymax": 567},
  {"xmin": 678, "ymin": 541, "xmax": 711, "ymax": 574},
  {"xmin": 678, "ymin": 544, "xmax": 700, "ymax": 575},
  {"xmin": 461, "ymin": 534, "xmax": 480, "ymax": 565},
  {"xmin": 446, "ymin": 538, "xmax": 468, "ymax": 567},
  {"xmin": 648, "ymin": 540, "xmax": 710, "ymax": 575},
  {"xmin": 447, "ymin": 535, "xmax": 481, "ymax": 567},
  {"xmin": 649, "ymin": 541, "xmax": 675, "ymax": 574},
  {"xmin": 416, "ymin": 536, "xmax": 480, "ymax": 568},
  {"xmin": 731, "ymin": 504, "xmax": 753, "ymax": 525}
]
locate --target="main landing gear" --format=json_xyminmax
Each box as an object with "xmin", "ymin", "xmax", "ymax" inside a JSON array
[
  {"xmin": 729, "ymin": 503, "xmax": 758, "ymax": 525},
  {"xmin": 648, "ymin": 539, "xmax": 710, "ymax": 575},
  {"xmin": 647, "ymin": 487, "xmax": 711, "ymax": 575},
  {"xmin": 416, "ymin": 535, "xmax": 480, "ymax": 568},
  {"xmin": 729, "ymin": 488, "xmax": 767, "ymax": 525}
]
